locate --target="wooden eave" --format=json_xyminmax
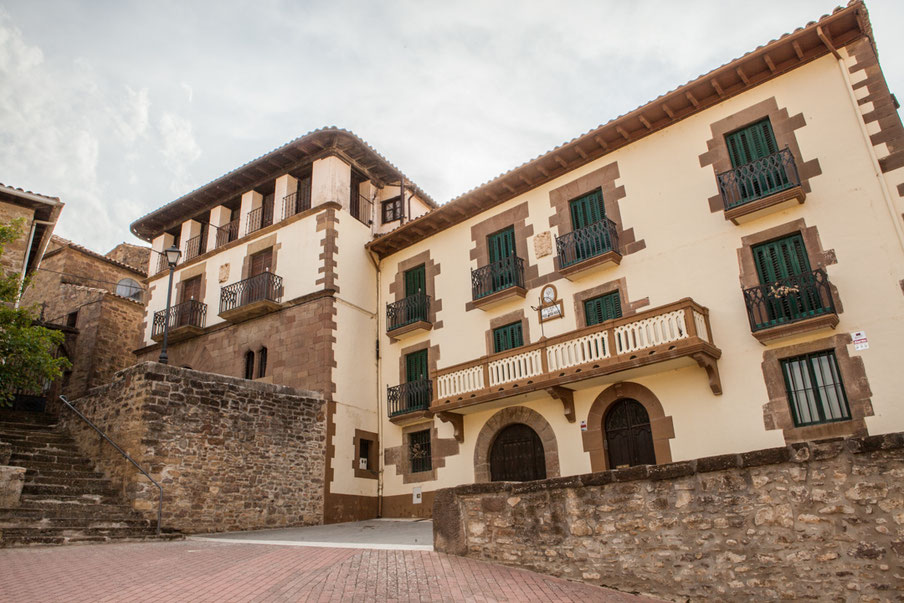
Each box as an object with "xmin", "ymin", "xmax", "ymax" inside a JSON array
[
  {"xmin": 130, "ymin": 128, "xmax": 437, "ymax": 242},
  {"xmin": 367, "ymin": 1, "xmax": 870, "ymax": 259}
]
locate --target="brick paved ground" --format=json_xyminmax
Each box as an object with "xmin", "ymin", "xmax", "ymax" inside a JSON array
[{"xmin": 0, "ymin": 540, "xmax": 657, "ymax": 602}]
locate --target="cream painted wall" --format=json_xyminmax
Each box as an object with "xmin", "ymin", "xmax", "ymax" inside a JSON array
[{"xmin": 377, "ymin": 53, "xmax": 904, "ymax": 500}]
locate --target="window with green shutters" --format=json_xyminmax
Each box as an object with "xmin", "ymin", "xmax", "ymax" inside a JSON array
[
  {"xmin": 584, "ymin": 291, "xmax": 622, "ymax": 326},
  {"xmin": 486, "ymin": 226, "xmax": 519, "ymax": 294},
  {"xmin": 405, "ymin": 265, "xmax": 426, "ymax": 296},
  {"xmin": 405, "ymin": 349, "xmax": 428, "ymax": 383},
  {"xmin": 781, "ymin": 351, "xmax": 851, "ymax": 427},
  {"xmin": 569, "ymin": 189, "xmax": 605, "ymax": 230},
  {"xmin": 488, "ymin": 227, "xmax": 516, "ymax": 263},
  {"xmin": 752, "ymin": 234, "xmax": 810, "ymax": 285},
  {"xmin": 726, "ymin": 119, "xmax": 779, "ymax": 168},
  {"xmin": 492, "ymin": 322, "xmax": 523, "ymax": 354}
]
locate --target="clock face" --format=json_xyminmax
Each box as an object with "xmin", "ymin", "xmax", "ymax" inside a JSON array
[{"xmin": 542, "ymin": 286, "xmax": 555, "ymax": 303}]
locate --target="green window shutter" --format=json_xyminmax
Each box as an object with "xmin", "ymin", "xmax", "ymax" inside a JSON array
[
  {"xmin": 726, "ymin": 119, "xmax": 779, "ymax": 168},
  {"xmin": 405, "ymin": 350, "xmax": 428, "ymax": 382},
  {"xmin": 488, "ymin": 227, "xmax": 516, "ymax": 263},
  {"xmin": 492, "ymin": 322, "xmax": 523, "ymax": 353},
  {"xmin": 404, "ymin": 264, "xmax": 426, "ymax": 297},
  {"xmin": 781, "ymin": 351, "xmax": 850, "ymax": 427},
  {"xmin": 584, "ymin": 292, "xmax": 623, "ymax": 326},
  {"xmin": 569, "ymin": 189, "xmax": 606, "ymax": 230},
  {"xmin": 752, "ymin": 234, "xmax": 811, "ymax": 285}
]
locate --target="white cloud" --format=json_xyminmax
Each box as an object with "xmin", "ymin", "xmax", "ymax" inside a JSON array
[{"xmin": 158, "ymin": 112, "xmax": 201, "ymax": 194}]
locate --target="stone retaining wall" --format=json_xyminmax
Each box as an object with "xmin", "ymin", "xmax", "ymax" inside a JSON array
[
  {"xmin": 434, "ymin": 434, "xmax": 904, "ymax": 600},
  {"xmin": 62, "ymin": 362, "xmax": 326, "ymax": 533}
]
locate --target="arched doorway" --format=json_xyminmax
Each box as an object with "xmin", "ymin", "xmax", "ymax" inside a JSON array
[
  {"xmin": 605, "ymin": 398, "xmax": 656, "ymax": 469},
  {"xmin": 490, "ymin": 423, "xmax": 546, "ymax": 482}
]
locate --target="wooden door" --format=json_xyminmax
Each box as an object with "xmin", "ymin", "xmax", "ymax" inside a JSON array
[
  {"xmin": 245, "ymin": 249, "xmax": 273, "ymax": 305},
  {"xmin": 490, "ymin": 423, "xmax": 546, "ymax": 482},
  {"xmin": 404, "ymin": 264, "xmax": 427, "ymax": 323},
  {"xmin": 178, "ymin": 277, "xmax": 202, "ymax": 326},
  {"xmin": 605, "ymin": 398, "xmax": 655, "ymax": 469},
  {"xmin": 404, "ymin": 350, "xmax": 429, "ymax": 411}
]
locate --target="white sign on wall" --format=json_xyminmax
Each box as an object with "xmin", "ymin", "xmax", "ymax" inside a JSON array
[
  {"xmin": 851, "ymin": 331, "xmax": 869, "ymax": 351},
  {"xmin": 580, "ymin": 420, "xmax": 587, "ymax": 432},
  {"xmin": 413, "ymin": 486, "xmax": 422, "ymax": 505}
]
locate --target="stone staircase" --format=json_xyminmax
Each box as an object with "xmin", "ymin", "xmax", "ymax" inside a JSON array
[{"xmin": 0, "ymin": 410, "xmax": 180, "ymax": 547}]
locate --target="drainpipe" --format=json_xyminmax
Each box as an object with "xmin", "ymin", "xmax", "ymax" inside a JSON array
[
  {"xmin": 367, "ymin": 248, "xmax": 384, "ymax": 517},
  {"xmin": 832, "ymin": 38, "xmax": 904, "ymax": 258},
  {"xmin": 16, "ymin": 218, "xmax": 56, "ymax": 308}
]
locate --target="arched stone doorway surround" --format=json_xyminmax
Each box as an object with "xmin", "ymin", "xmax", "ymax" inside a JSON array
[
  {"xmin": 582, "ymin": 382, "xmax": 674, "ymax": 472},
  {"xmin": 473, "ymin": 406, "xmax": 560, "ymax": 483}
]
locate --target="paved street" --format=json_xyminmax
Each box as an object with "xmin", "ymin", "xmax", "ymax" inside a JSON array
[{"xmin": 0, "ymin": 539, "xmax": 656, "ymax": 602}]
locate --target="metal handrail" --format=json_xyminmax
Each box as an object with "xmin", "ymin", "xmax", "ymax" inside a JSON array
[
  {"xmin": 386, "ymin": 292, "xmax": 430, "ymax": 331},
  {"xmin": 471, "ymin": 256, "xmax": 525, "ymax": 300},
  {"xmin": 58, "ymin": 395, "xmax": 162, "ymax": 535},
  {"xmin": 742, "ymin": 268, "xmax": 835, "ymax": 332},
  {"xmin": 152, "ymin": 300, "xmax": 207, "ymax": 338},
  {"xmin": 184, "ymin": 235, "xmax": 204, "ymax": 260},
  {"xmin": 555, "ymin": 218, "xmax": 620, "ymax": 268},
  {"xmin": 387, "ymin": 379, "xmax": 433, "ymax": 417},
  {"xmin": 717, "ymin": 147, "xmax": 800, "ymax": 210},
  {"xmin": 214, "ymin": 219, "xmax": 240, "ymax": 248}
]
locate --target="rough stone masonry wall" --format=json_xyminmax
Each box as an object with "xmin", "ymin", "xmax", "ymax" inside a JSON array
[
  {"xmin": 434, "ymin": 434, "xmax": 904, "ymax": 600},
  {"xmin": 62, "ymin": 362, "xmax": 326, "ymax": 533}
]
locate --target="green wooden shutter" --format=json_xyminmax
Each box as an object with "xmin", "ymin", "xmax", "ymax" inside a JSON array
[
  {"xmin": 752, "ymin": 234, "xmax": 810, "ymax": 285},
  {"xmin": 726, "ymin": 119, "xmax": 779, "ymax": 168},
  {"xmin": 488, "ymin": 227, "xmax": 515, "ymax": 263},
  {"xmin": 569, "ymin": 189, "xmax": 606, "ymax": 230},
  {"xmin": 405, "ymin": 350, "xmax": 428, "ymax": 382},
  {"xmin": 404, "ymin": 265, "xmax": 426, "ymax": 297},
  {"xmin": 584, "ymin": 292, "xmax": 623, "ymax": 326},
  {"xmin": 493, "ymin": 322, "xmax": 523, "ymax": 353}
]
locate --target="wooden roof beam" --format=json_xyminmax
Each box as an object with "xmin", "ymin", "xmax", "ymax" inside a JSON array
[
  {"xmin": 792, "ymin": 40, "xmax": 805, "ymax": 59},
  {"xmin": 574, "ymin": 145, "xmax": 588, "ymax": 159},
  {"xmin": 736, "ymin": 66, "xmax": 749, "ymax": 85},
  {"xmin": 615, "ymin": 125, "xmax": 630, "ymax": 140},
  {"xmin": 711, "ymin": 79, "xmax": 725, "ymax": 97},
  {"xmin": 536, "ymin": 163, "xmax": 550, "ymax": 177},
  {"xmin": 593, "ymin": 135, "xmax": 608, "ymax": 151},
  {"xmin": 686, "ymin": 91, "xmax": 699, "ymax": 107},
  {"xmin": 638, "ymin": 115, "xmax": 652, "ymax": 130},
  {"xmin": 661, "ymin": 103, "xmax": 675, "ymax": 119},
  {"xmin": 817, "ymin": 25, "xmax": 841, "ymax": 59},
  {"xmin": 764, "ymin": 54, "xmax": 777, "ymax": 73},
  {"xmin": 554, "ymin": 155, "xmax": 568, "ymax": 169}
]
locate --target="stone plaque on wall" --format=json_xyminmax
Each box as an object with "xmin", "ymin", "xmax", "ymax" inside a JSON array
[
  {"xmin": 219, "ymin": 263, "xmax": 230, "ymax": 283},
  {"xmin": 534, "ymin": 231, "xmax": 552, "ymax": 258}
]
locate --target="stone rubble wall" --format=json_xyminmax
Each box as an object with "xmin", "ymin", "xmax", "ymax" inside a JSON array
[
  {"xmin": 62, "ymin": 362, "xmax": 326, "ymax": 533},
  {"xmin": 433, "ymin": 435, "xmax": 904, "ymax": 600}
]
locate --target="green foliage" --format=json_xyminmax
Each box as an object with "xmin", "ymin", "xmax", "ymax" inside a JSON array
[{"xmin": 0, "ymin": 219, "xmax": 71, "ymax": 405}]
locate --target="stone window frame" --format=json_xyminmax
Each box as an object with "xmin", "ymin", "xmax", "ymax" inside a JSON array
[
  {"xmin": 736, "ymin": 217, "xmax": 842, "ymax": 313},
  {"xmin": 388, "ymin": 250, "xmax": 443, "ymax": 329},
  {"xmin": 698, "ymin": 96, "xmax": 821, "ymax": 215},
  {"xmin": 175, "ymin": 262, "xmax": 207, "ymax": 306},
  {"xmin": 384, "ymin": 421, "xmax": 460, "ymax": 484},
  {"xmin": 761, "ymin": 333, "xmax": 873, "ymax": 444},
  {"xmin": 352, "ymin": 428, "xmax": 379, "ymax": 480},
  {"xmin": 571, "ymin": 277, "xmax": 650, "ymax": 330},
  {"xmin": 473, "ymin": 406, "xmax": 560, "ymax": 483},
  {"xmin": 257, "ymin": 346, "xmax": 268, "ymax": 379},
  {"xmin": 485, "ymin": 309, "xmax": 530, "ymax": 356},
  {"xmin": 581, "ymin": 382, "xmax": 674, "ymax": 472},
  {"xmin": 548, "ymin": 161, "xmax": 644, "ymax": 267},
  {"xmin": 465, "ymin": 202, "xmax": 538, "ymax": 311}
]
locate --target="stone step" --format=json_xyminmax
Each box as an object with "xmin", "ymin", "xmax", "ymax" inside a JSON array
[
  {"xmin": 19, "ymin": 493, "xmax": 126, "ymax": 507},
  {"xmin": 0, "ymin": 506, "xmax": 141, "ymax": 521},
  {"xmin": 21, "ymin": 468, "xmax": 106, "ymax": 480},
  {"xmin": 9, "ymin": 459, "xmax": 100, "ymax": 474},
  {"xmin": 4, "ymin": 442, "xmax": 82, "ymax": 456},
  {"xmin": 22, "ymin": 483, "xmax": 117, "ymax": 497},
  {"xmin": 0, "ymin": 431, "xmax": 76, "ymax": 444},
  {"xmin": 0, "ymin": 515, "xmax": 152, "ymax": 529},
  {"xmin": 0, "ymin": 411, "xmax": 58, "ymax": 426},
  {"xmin": 25, "ymin": 475, "xmax": 111, "ymax": 488},
  {"xmin": 10, "ymin": 452, "xmax": 94, "ymax": 466},
  {"xmin": 0, "ymin": 532, "xmax": 182, "ymax": 548}
]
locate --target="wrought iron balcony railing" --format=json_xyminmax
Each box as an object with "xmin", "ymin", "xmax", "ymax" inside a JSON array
[
  {"xmin": 471, "ymin": 256, "xmax": 525, "ymax": 300},
  {"xmin": 151, "ymin": 251, "xmax": 169, "ymax": 276},
  {"xmin": 214, "ymin": 219, "xmax": 240, "ymax": 248},
  {"xmin": 246, "ymin": 204, "xmax": 274, "ymax": 235},
  {"xmin": 282, "ymin": 189, "xmax": 311, "ymax": 220},
  {"xmin": 556, "ymin": 218, "xmax": 620, "ymax": 269},
  {"xmin": 387, "ymin": 292, "xmax": 431, "ymax": 332},
  {"xmin": 351, "ymin": 193, "xmax": 373, "ymax": 226},
  {"xmin": 219, "ymin": 272, "xmax": 283, "ymax": 315},
  {"xmin": 743, "ymin": 269, "xmax": 835, "ymax": 332},
  {"xmin": 184, "ymin": 235, "xmax": 204, "ymax": 261},
  {"xmin": 387, "ymin": 379, "xmax": 433, "ymax": 417},
  {"xmin": 717, "ymin": 148, "xmax": 801, "ymax": 210},
  {"xmin": 152, "ymin": 300, "xmax": 207, "ymax": 338}
]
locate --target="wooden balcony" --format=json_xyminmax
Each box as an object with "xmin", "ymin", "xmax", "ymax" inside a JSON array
[{"xmin": 432, "ymin": 298, "xmax": 722, "ymax": 415}]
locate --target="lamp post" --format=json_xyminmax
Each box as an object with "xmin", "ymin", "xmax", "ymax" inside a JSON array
[{"xmin": 158, "ymin": 244, "xmax": 182, "ymax": 365}]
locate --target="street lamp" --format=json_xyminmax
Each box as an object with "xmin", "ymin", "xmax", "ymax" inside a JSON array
[{"xmin": 158, "ymin": 244, "xmax": 182, "ymax": 365}]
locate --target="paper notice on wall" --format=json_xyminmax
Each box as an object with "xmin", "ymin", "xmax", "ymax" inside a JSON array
[
  {"xmin": 580, "ymin": 420, "xmax": 587, "ymax": 432},
  {"xmin": 413, "ymin": 487, "xmax": 422, "ymax": 505},
  {"xmin": 851, "ymin": 331, "xmax": 869, "ymax": 351}
]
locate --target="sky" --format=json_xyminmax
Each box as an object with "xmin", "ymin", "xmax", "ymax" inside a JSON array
[{"xmin": 1, "ymin": 1, "xmax": 902, "ymax": 253}]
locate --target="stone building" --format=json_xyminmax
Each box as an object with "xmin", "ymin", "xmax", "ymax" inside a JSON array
[
  {"xmin": 130, "ymin": 1, "xmax": 904, "ymax": 520},
  {"xmin": 20, "ymin": 236, "xmax": 151, "ymax": 399},
  {"xmin": 0, "ymin": 183, "xmax": 63, "ymax": 296}
]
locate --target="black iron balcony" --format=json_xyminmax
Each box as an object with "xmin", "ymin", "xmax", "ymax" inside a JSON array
[
  {"xmin": 151, "ymin": 300, "xmax": 207, "ymax": 342},
  {"xmin": 214, "ymin": 219, "xmax": 240, "ymax": 248},
  {"xmin": 387, "ymin": 379, "xmax": 433, "ymax": 418},
  {"xmin": 471, "ymin": 256, "xmax": 525, "ymax": 301},
  {"xmin": 152, "ymin": 251, "xmax": 168, "ymax": 276},
  {"xmin": 184, "ymin": 235, "xmax": 204, "ymax": 260},
  {"xmin": 387, "ymin": 292, "xmax": 431, "ymax": 332},
  {"xmin": 219, "ymin": 272, "xmax": 283, "ymax": 317},
  {"xmin": 717, "ymin": 148, "xmax": 801, "ymax": 211},
  {"xmin": 556, "ymin": 218, "xmax": 620, "ymax": 270},
  {"xmin": 743, "ymin": 269, "xmax": 836, "ymax": 334},
  {"xmin": 246, "ymin": 205, "xmax": 274, "ymax": 235},
  {"xmin": 282, "ymin": 189, "xmax": 311, "ymax": 220}
]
